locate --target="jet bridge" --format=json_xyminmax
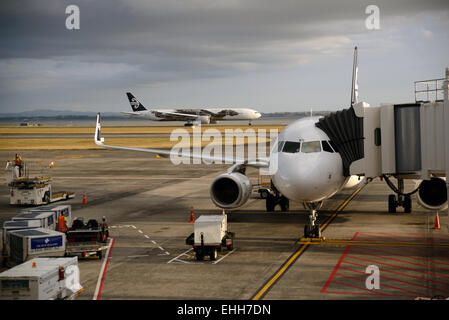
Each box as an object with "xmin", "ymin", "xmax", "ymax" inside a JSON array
[{"xmin": 317, "ymin": 68, "xmax": 449, "ymax": 230}]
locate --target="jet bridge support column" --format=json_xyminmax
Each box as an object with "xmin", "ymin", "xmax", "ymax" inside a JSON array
[{"xmin": 444, "ymin": 68, "xmax": 449, "ymax": 232}]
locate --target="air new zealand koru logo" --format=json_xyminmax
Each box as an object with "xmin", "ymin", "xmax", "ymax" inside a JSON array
[{"xmin": 131, "ymin": 98, "xmax": 140, "ymax": 110}]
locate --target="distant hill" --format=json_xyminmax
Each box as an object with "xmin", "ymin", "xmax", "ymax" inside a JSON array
[
  {"xmin": 0, "ymin": 109, "xmax": 333, "ymax": 120},
  {"xmin": 0, "ymin": 109, "xmax": 122, "ymax": 119}
]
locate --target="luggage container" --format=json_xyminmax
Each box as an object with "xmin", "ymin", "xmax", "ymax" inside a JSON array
[
  {"xmin": 186, "ymin": 214, "xmax": 234, "ymax": 261},
  {"xmin": 29, "ymin": 204, "xmax": 72, "ymax": 228},
  {"xmin": 8, "ymin": 228, "xmax": 66, "ymax": 264},
  {"xmin": 0, "ymin": 257, "xmax": 83, "ymax": 300},
  {"xmin": 2, "ymin": 220, "xmax": 41, "ymax": 257},
  {"xmin": 12, "ymin": 211, "xmax": 56, "ymax": 230}
]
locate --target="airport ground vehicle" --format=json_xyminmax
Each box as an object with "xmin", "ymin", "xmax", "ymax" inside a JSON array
[
  {"xmin": 5, "ymin": 161, "xmax": 75, "ymax": 206},
  {"xmin": 185, "ymin": 215, "xmax": 234, "ymax": 261},
  {"xmin": 8, "ymin": 177, "xmax": 75, "ymax": 206},
  {"xmin": 0, "ymin": 257, "xmax": 83, "ymax": 300},
  {"xmin": 65, "ymin": 218, "xmax": 109, "ymax": 259}
]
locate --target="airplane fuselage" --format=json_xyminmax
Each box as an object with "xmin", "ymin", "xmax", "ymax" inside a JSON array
[{"xmin": 125, "ymin": 108, "xmax": 261, "ymax": 121}]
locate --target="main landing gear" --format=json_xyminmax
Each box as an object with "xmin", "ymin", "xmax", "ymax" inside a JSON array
[
  {"xmin": 303, "ymin": 202, "xmax": 323, "ymax": 238},
  {"xmin": 265, "ymin": 190, "xmax": 289, "ymax": 212},
  {"xmin": 383, "ymin": 176, "xmax": 418, "ymax": 214}
]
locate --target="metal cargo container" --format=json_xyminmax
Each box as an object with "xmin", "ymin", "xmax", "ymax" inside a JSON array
[
  {"xmin": 2, "ymin": 220, "xmax": 41, "ymax": 256},
  {"xmin": 0, "ymin": 257, "xmax": 83, "ymax": 300},
  {"xmin": 8, "ymin": 228, "xmax": 66, "ymax": 264},
  {"xmin": 12, "ymin": 211, "xmax": 56, "ymax": 230},
  {"xmin": 194, "ymin": 215, "xmax": 227, "ymax": 246},
  {"xmin": 30, "ymin": 204, "xmax": 72, "ymax": 228}
]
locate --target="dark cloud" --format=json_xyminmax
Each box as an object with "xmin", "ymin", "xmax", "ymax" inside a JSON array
[{"xmin": 0, "ymin": 0, "xmax": 448, "ymax": 112}]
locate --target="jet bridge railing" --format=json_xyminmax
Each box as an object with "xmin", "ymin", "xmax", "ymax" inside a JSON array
[{"xmin": 415, "ymin": 78, "xmax": 445, "ymax": 103}]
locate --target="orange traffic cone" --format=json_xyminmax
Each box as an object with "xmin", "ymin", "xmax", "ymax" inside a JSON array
[
  {"xmin": 433, "ymin": 210, "xmax": 441, "ymax": 230},
  {"xmin": 189, "ymin": 206, "xmax": 195, "ymax": 223},
  {"xmin": 82, "ymin": 192, "xmax": 87, "ymax": 205}
]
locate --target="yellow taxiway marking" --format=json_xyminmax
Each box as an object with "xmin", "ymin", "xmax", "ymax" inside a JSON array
[
  {"xmin": 319, "ymin": 186, "xmax": 363, "ymax": 232},
  {"xmin": 251, "ymin": 185, "xmax": 365, "ymax": 300},
  {"xmin": 297, "ymin": 239, "xmax": 449, "ymax": 248},
  {"xmin": 251, "ymin": 242, "xmax": 310, "ymax": 301},
  {"xmin": 55, "ymin": 154, "xmax": 101, "ymax": 159}
]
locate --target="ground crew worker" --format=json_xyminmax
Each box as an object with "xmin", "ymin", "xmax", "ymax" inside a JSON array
[
  {"xmin": 57, "ymin": 215, "xmax": 67, "ymax": 233},
  {"xmin": 14, "ymin": 153, "xmax": 23, "ymax": 176}
]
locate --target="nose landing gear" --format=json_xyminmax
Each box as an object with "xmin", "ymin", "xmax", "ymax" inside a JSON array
[{"xmin": 303, "ymin": 202, "xmax": 323, "ymax": 238}]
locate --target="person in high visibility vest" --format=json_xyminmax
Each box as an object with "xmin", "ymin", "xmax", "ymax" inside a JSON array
[
  {"xmin": 14, "ymin": 153, "xmax": 23, "ymax": 176},
  {"xmin": 57, "ymin": 215, "xmax": 67, "ymax": 233}
]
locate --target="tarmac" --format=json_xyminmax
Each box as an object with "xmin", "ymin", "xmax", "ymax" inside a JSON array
[{"xmin": 1, "ymin": 148, "xmax": 448, "ymax": 300}]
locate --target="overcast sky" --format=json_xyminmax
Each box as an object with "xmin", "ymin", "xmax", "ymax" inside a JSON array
[{"xmin": 0, "ymin": 0, "xmax": 448, "ymax": 113}]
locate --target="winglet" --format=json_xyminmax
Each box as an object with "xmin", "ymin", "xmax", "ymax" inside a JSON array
[{"xmin": 95, "ymin": 113, "xmax": 105, "ymax": 146}]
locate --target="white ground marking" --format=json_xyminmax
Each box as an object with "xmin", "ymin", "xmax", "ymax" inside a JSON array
[
  {"xmin": 167, "ymin": 248, "xmax": 194, "ymax": 264},
  {"xmin": 212, "ymin": 249, "xmax": 236, "ymax": 264},
  {"xmin": 127, "ymin": 254, "xmax": 150, "ymax": 258},
  {"xmin": 110, "ymin": 224, "xmax": 169, "ymax": 256}
]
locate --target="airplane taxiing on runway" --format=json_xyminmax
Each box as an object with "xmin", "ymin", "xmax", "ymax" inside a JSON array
[
  {"xmin": 121, "ymin": 92, "xmax": 262, "ymax": 126},
  {"xmin": 95, "ymin": 47, "xmax": 447, "ymax": 238}
]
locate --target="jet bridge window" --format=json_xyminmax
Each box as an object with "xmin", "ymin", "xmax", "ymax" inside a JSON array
[
  {"xmin": 301, "ymin": 141, "xmax": 321, "ymax": 153},
  {"xmin": 282, "ymin": 141, "xmax": 301, "ymax": 153}
]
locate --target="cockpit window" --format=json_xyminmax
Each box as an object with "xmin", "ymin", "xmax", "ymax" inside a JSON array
[
  {"xmin": 329, "ymin": 140, "xmax": 339, "ymax": 153},
  {"xmin": 276, "ymin": 141, "xmax": 285, "ymax": 153},
  {"xmin": 282, "ymin": 141, "xmax": 301, "ymax": 153},
  {"xmin": 321, "ymin": 140, "xmax": 334, "ymax": 153},
  {"xmin": 301, "ymin": 141, "xmax": 321, "ymax": 153}
]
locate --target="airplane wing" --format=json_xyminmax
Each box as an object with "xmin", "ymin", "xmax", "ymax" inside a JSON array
[
  {"xmin": 152, "ymin": 110, "xmax": 203, "ymax": 121},
  {"xmin": 195, "ymin": 109, "xmax": 239, "ymax": 117},
  {"xmin": 94, "ymin": 113, "xmax": 269, "ymax": 168}
]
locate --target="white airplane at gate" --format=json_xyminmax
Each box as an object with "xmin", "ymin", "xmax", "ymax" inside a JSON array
[{"xmin": 95, "ymin": 47, "xmax": 448, "ymax": 238}]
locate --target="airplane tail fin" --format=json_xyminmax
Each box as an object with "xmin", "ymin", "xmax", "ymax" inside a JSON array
[
  {"xmin": 126, "ymin": 92, "xmax": 147, "ymax": 111},
  {"xmin": 350, "ymin": 46, "xmax": 358, "ymax": 107}
]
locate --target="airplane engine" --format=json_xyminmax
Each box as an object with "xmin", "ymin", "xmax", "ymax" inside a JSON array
[
  {"xmin": 197, "ymin": 116, "xmax": 211, "ymax": 124},
  {"xmin": 416, "ymin": 177, "xmax": 448, "ymax": 211},
  {"xmin": 210, "ymin": 172, "xmax": 252, "ymax": 208},
  {"xmin": 342, "ymin": 175, "xmax": 364, "ymax": 190}
]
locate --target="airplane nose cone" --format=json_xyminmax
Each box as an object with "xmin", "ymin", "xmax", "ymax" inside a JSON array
[{"xmin": 271, "ymin": 153, "xmax": 344, "ymax": 202}]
